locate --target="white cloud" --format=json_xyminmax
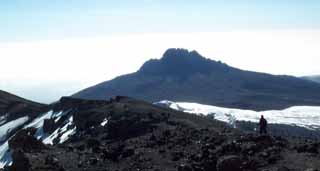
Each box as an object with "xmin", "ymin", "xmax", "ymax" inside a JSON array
[{"xmin": 0, "ymin": 30, "xmax": 319, "ymax": 103}]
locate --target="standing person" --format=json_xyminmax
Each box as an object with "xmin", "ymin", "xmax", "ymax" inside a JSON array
[{"xmin": 259, "ymin": 115, "xmax": 267, "ymax": 134}]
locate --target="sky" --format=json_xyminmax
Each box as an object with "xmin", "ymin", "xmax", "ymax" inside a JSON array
[{"xmin": 0, "ymin": 0, "xmax": 320, "ymax": 103}]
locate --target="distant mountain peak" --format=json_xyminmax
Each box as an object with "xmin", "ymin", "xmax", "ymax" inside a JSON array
[
  {"xmin": 161, "ymin": 48, "xmax": 205, "ymax": 65},
  {"xmin": 73, "ymin": 48, "xmax": 320, "ymax": 111},
  {"xmin": 162, "ymin": 48, "xmax": 202, "ymax": 60},
  {"xmin": 139, "ymin": 48, "xmax": 228, "ymax": 76}
]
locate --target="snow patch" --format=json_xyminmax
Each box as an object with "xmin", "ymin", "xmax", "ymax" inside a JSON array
[
  {"xmin": 0, "ymin": 110, "xmax": 76, "ymax": 168},
  {"xmin": 0, "ymin": 114, "xmax": 8, "ymax": 126},
  {"xmin": 23, "ymin": 110, "xmax": 75, "ymax": 143},
  {"xmin": 0, "ymin": 142, "xmax": 11, "ymax": 168},
  {"xmin": 54, "ymin": 116, "xmax": 61, "ymax": 123},
  {"xmin": 100, "ymin": 118, "xmax": 108, "ymax": 126},
  {"xmin": 25, "ymin": 110, "xmax": 53, "ymax": 129},
  {"xmin": 0, "ymin": 116, "xmax": 29, "ymax": 142},
  {"xmin": 59, "ymin": 126, "xmax": 76, "ymax": 144},
  {"xmin": 42, "ymin": 115, "xmax": 76, "ymax": 145},
  {"xmin": 58, "ymin": 116, "xmax": 76, "ymax": 144},
  {"xmin": 0, "ymin": 115, "xmax": 36, "ymax": 168}
]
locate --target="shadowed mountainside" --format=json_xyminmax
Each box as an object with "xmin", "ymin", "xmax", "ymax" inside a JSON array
[
  {"xmin": 0, "ymin": 90, "xmax": 46, "ymax": 122},
  {"xmin": 302, "ymin": 75, "xmax": 320, "ymax": 84},
  {"xmin": 73, "ymin": 48, "xmax": 320, "ymax": 111}
]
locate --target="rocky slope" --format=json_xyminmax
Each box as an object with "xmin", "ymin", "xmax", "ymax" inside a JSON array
[
  {"xmin": 0, "ymin": 90, "xmax": 46, "ymax": 121},
  {"xmin": 0, "ymin": 90, "xmax": 46, "ymax": 145},
  {"xmin": 73, "ymin": 48, "xmax": 320, "ymax": 111},
  {"xmin": 1, "ymin": 96, "xmax": 320, "ymax": 171}
]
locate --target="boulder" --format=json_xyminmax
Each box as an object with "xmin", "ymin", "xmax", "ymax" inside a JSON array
[
  {"xmin": 9, "ymin": 150, "xmax": 31, "ymax": 171},
  {"xmin": 43, "ymin": 118, "xmax": 56, "ymax": 134},
  {"xmin": 122, "ymin": 148, "xmax": 135, "ymax": 158},
  {"xmin": 177, "ymin": 164, "xmax": 193, "ymax": 171},
  {"xmin": 45, "ymin": 155, "xmax": 59, "ymax": 166},
  {"xmin": 8, "ymin": 128, "xmax": 46, "ymax": 152},
  {"xmin": 216, "ymin": 155, "xmax": 242, "ymax": 171},
  {"xmin": 295, "ymin": 143, "xmax": 319, "ymax": 154},
  {"xmin": 86, "ymin": 138, "xmax": 101, "ymax": 149},
  {"xmin": 88, "ymin": 157, "xmax": 98, "ymax": 165},
  {"xmin": 277, "ymin": 166, "xmax": 290, "ymax": 171}
]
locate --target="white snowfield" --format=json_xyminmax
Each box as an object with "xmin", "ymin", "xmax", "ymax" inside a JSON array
[
  {"xmin": 0, "ymin": 142, "xmax": 11, "ymax": 168},
  {"xmin": 0, "ymin": 116, "xmax": 29, "ymax": 168},
  {"xmin": 0, "ymin": 110, "xmax": 77, "ymax": 168},
  {"xmin": 0, "ymin": 116, "xmax": 29, "ymax": 142},
  {"xmin": 156, "ymin": 100, "xmax": 320, "ymax": 130}
]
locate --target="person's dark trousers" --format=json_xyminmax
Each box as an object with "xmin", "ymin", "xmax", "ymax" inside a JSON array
[{"xmin": 260, "ymin": 127, "xmax": 267, "ymax": 134}]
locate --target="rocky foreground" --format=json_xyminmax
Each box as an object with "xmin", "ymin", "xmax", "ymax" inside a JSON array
[{"xmin": 2, "ymin": 97, "xmax": 320, "ymax": 171}]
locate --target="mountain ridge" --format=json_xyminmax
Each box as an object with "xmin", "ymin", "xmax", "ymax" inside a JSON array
[
  {"xmin": 0, "ymin": 90, "xmax": 46, "ymax": 122},
  {"xmin": 73, "ymin": 48, "xmax": 320, "ymax": 111},
  {"xmin": 302, "ymin": 75, "xmax": 320, "ymax": 84}
]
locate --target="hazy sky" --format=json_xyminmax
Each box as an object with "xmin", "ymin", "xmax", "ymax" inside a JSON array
[{"xmin": 1, "ymin": 0, "xmax": 320, "ymax": 103}]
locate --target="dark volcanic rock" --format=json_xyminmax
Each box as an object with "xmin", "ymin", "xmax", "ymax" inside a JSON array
[
  {"xmin": 295, "ymin": 142, "xmax": 319, "ymax": 154},
  {"xmin": 261, "ymin": 166, "xmax": 290, "ymax": 171},
  {"xmin": 122, "ymin": 147, "xmax": 135, "ymax": 158},
  {"xmin": 8, "ymin": 128, "xmax": 46, "ymax": 152},
  {"xmin": 106, "ymin": 116, "xmax": 156, "ymax": 140},
  {"xmin": 86, "ymin": 138, "xmax": 101, "ymax": 149},
  {"xmin": 9, "ymin": 150, "xmax": 31, "ymax": 171},
  {"xmin": 304, "ymin": 169, "xmax": 319, "ymax": 171},
  {"xmin": 3, "ymin": 97, "xmax": 320, "ymax": 171},
  {"xmin": 177, "ymin": 164, "xmax": 193, "ymax": 171},
  {"xmin": 216, "ymin": 155, "xmax": 243, "ymax": 171},
  {"xmin": 43, "ymin": 119, "xmax": 56, "ymax": 134}
]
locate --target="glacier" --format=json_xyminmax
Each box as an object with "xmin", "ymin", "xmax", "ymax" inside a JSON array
[{"xmin": 156, "ymin": 100, "xmax": 320, "ymax": 130}]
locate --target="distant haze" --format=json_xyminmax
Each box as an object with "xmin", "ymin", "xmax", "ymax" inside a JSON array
[
  {"xmin": 0, "ymin": 1, "xmax": 320, "ymax": 103},
  {"xmin": 1, "ymin": 31, "xmax": 320, "ymax": 103}
]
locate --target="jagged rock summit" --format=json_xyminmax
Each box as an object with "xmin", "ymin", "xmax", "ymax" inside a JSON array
[
  {"xmin": 73, "ymin": 48, "xmax": 320, "ymax": 111},
  {"xmin": 139, "ymin": 48, "xmax": 231, "ymax": 76}
]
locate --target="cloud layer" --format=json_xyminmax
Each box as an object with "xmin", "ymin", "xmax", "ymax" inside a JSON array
[{"xmin": 1, "ymin": 30, "xmax": 319, "ymax": 103}]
